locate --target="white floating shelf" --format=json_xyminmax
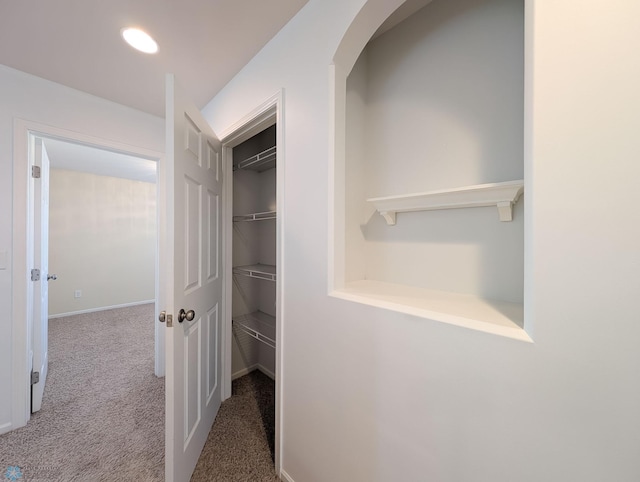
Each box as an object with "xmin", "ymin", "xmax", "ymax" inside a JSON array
[
  {"xmin": 233, "ymin": 210, "xmax": 276, "ymax": 222},
  {"xmin": 368, "ymin": 180, "xmax": 524, "ymax": 225},
  {"xmin": 233, "ymin": 311, "xmax": 276, "ymax": 349},
  {"xmin": 233, "ymin": 263, "xmax": 276, "ymax": 282}
]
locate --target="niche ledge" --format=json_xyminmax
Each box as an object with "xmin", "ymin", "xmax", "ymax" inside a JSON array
[
  {"xmin": 368, "ymin": 180, "xmax": 524, "ymax": 225},
  {"xmin": 331, "ymin": 280, "xmax": 530, "ymax": 342}
]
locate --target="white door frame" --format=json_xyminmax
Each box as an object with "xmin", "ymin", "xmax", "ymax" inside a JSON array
[
  {"xmin": 219, "ymin": 90, "xmax": 284, "ymax": 473},
  {"xmin": 11, "ymin": 118, "xmax": 164, "ymax": 430}
]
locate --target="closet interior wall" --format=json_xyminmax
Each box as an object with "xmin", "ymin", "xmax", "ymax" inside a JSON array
[{"xmin": 231, "ymin": 124, "xmax": 277, "ymax": 380}]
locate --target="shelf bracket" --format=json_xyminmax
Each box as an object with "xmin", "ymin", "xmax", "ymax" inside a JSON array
[
  {"xmin": 497, "ymin": 201, "xmax": 514, "ymax": 222},
  {"xmin": 380, "ymin": 211, "xmax": 396, "ymax": 226}
]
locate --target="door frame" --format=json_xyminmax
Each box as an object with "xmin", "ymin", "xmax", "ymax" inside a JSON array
[
  {"xmin": 219, "ymin": 90, "xmax": 284, "ymax": 472},
  {"xmin": 11, "ymin": 118, "xmax": 164, "ymax": 430}
]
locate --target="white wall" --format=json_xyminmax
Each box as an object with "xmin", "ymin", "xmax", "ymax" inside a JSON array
[
  {"xmin": 0, "ymin": 64, "xmax": 164, "ymax": 433},
  {"xmin": 203, "ymin": 0, "xmax": 640, "ymax": 480},
  {"xmin": 48, "ymin": 169, "xmax": 156, "ymax": 316}
]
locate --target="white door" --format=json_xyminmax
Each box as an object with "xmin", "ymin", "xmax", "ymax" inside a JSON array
[
  {"xmin": 31, "ymin": 137, "xmax": 51, "ymax": 413},
  {"xmin": 163, "ymin": 74, "xmax": 224, "ymax": 482}
]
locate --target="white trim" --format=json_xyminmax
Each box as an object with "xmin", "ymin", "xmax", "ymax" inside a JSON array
[
  {"xmin": 280, "ymin": 469, "xmax": 295, "ymax": 482},
  {"xmin": 328, "ymin": 63, "xmax": 347, "ymax": 293},
  {"xmin": 231, "ymin": 364, "xmax": 259, "ymax": 381},
  {"xmin": 0, "ymin": 421, "xmax": 12, "ymax": 435},
  {"xmin": 523, "ymin": 0, "xmax": 535, "ymax": 338},
  {"xmin": 220, "ymin": 89, "xmax": 284, "ymax": 475},
  {"xmin": 222, "ymin": 146, "xmax": 233, "ymax": 399},
  {"xmin": 11, "ymin": 118, "xmax": 32, "ymax": 433},
  {"xmin": 218, "ymin": 93, "xmax": 279, "ymax": 142},
  {"xmin": 11, "ymin": 118, "xmax": 164, "ymax": 432},
  {"xmin": 48, "ymin": 299, "xmax": 155, "ymax": 319}
]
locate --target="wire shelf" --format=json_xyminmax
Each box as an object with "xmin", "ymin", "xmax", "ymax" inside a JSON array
[
  {"xmin": 233, "ymin": 210, "xmax": 276, "ymax": 222},
  {"xmin": 233, "ymin": 311, "xmax": 276, "ymax": 349},
  {"xmin": 234, "ymin": 145, "xmax": 276, "ymax": 172},
  {"xmin": 233, "ymin": 264, "xmax": 276, "ymax": 282}
]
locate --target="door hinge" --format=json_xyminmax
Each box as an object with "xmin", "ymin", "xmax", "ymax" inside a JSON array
[
  {"xmin": 32, "ymin": 165, "xmax": 41, "ymax": 178},
  {"xmin": 31, "ymin": 371, "xmax": 40, "ymax": 385},
  {"xmin": 31, "ymin": 268, "xmax": 41, "ymax": 281}
]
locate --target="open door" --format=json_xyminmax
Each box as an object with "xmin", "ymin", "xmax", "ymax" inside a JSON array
[
  {"xmin": 162, "ymin": 74, "xmax": 224, "ymax": 482},
  {"xmin": 31, "ymin": 137, "xmax": 52, "ymax": 413}
]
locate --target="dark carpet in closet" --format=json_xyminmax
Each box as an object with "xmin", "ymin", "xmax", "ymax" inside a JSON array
[{"xmin": 191, "ymin": 370, "xmax": 278, "ymax": 482}]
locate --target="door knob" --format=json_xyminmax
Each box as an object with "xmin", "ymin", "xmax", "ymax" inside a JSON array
[
  {"xmin": 178, "ymin": 309, "xmax": 195, "ymax": 323},
  {"xmin": 47, "ymin": 274, "xmax": 57, "ymax": 281}
]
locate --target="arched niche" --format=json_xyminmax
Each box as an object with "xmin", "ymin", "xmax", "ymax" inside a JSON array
[{"xmin": 329, "ymin": 0, "xmax": 530, "ymax": 342}]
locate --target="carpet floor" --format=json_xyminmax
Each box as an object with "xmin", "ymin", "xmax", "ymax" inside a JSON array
[
  {"xmin": 0, "ymin": 304, "xmax": 165, "ymax": 482},
  {"xmin": 191, "ymin": 370, "xmax": 278, "ymax": 482},
  {"xmin": 0, "ymin": 304, "xmax": 277, "ymax": 482}
]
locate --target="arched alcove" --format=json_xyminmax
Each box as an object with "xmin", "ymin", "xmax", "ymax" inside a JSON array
[{"xmin": 330, "ymin": 0, "xmax": 529, "ymax": 341}]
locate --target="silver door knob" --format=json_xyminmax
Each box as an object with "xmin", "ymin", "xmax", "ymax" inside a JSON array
[
  {"xmin": 178, "ymin": 309, "xmax": 195, "ymax": 323},
  {"xmin": 158, "ymin": 311, "xmax": 166, "ymax": 323},
  {"xmin": 47, "ymin": 274, "xmax": 57, "ymax": 281}
]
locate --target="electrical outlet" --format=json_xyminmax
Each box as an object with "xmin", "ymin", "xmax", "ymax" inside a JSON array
[{"xmin": 74, "ymin": 290, "xmax": 82, "ymax": 298}]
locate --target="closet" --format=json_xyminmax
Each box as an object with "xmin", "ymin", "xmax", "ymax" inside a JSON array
[{"xmin": 231, "ymin": 124, "xmax": 277, "ymax": 381}]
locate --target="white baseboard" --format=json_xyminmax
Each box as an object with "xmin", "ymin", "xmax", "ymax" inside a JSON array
[
  {"xmin": 280, "ymin": 469, "xmax": 295, "ymax": 482},
  {"xmin": 231, "ymin": 363, "xmax": 275, "ymax": 381},
  {"xmin": 48, "ymin": 299, "xmax": 155, "ymax": 319},
  {"xmin": 0, "ymin": 421, "xmax": 13, "ymax": 436},
  {"xmin": 232, "ymin": 364, "xmax": 259, "ymax": 380}
]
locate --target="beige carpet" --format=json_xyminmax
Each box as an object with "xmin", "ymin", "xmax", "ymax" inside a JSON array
[
  {"xmin": 0, "ymin": 303, "xmax": 164, "ymax": 482},
  {"xmin": 0, "ymin": 304, "xmax": 278, "ymax": 481}
]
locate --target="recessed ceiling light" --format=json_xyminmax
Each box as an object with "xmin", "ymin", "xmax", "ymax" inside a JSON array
[{"xmin": 121, "ymin": 27, "xmax": 158, "ymax": 54}]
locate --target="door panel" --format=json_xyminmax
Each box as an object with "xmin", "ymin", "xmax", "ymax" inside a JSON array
[
  {"xmin": 206, "ymin": 305, "xmax": 219, "ymax": 402},
  {"xmin": 207, "ymin": 191, "xmax": 219, "ymax": 282},
  {"xmin": 31, "ymin": 137, "xmax": 50, "ymax": 413},
  {"xmin": 164, "ymin": 74, "xmax": 223, "ymax": 482}
]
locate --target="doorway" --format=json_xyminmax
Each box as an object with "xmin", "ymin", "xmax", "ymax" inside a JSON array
[
  {"xmin": 34, "ymin": 134, "xmax": 160, "ymax": 414},
  {"xmin": 11, "ymin": 118, "xmax": 164, "ymax": 430},
  {"xmin": 44, "ymin": 138, "xmax": 157, "ymax": 321},
  {"xmin": 221, "ymin": 91, "xmax": 284, "ymax": 471}
]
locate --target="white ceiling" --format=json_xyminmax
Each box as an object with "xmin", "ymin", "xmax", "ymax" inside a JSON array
[
  {"xmin": 0, "ymin": 0, "xmax": 428, "ymax": 180},
  {"xmin": 0, "ymin": 0, "xmax": 309, "ymax": 118},
  {"xmin": 0, "ymin": 0, "xmax": 308, "ymax": 179},
  {"xmin": 43, "ymin": 138, "xmax": 157, "ymax": 183}
]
